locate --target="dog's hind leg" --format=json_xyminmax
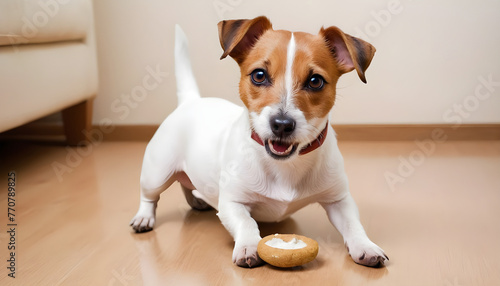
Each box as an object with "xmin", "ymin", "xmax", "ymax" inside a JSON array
[
  {"xmin": 130, "ymin": 172, "xmax": 176, "ymax": 233},
  {"xmin": 181, "ymin": 185, "xmax": 213, "ymax": 211},
  {"xmin": 130, "ymin": 133, "xmax": 179, "ymax": 232}
]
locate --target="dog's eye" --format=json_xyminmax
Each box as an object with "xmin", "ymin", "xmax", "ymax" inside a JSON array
[
  {"xmin": 250, "ymin": 69, "xmax": 268, "ymax": 85},
  {"xmin": 307, "ymin": 74, "xmax": 325, "ymax": 90}
]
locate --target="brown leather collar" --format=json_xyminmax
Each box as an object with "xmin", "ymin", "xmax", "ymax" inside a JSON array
[{"xmin": 251, "ymin": 122, "xmax": 329, "ymax": 156}]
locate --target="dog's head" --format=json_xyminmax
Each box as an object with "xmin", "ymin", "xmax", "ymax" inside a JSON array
[{"xmin": 218, "ymin": 16, "xmax": 375, "ymax": 160}]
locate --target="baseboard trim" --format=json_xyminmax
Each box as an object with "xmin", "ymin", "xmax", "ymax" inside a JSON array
[
  {"xmin": 101, "ymin": 125, "xmax": 159, "ymax": 141},
  {"xmin": 2, "ymin": 123, "xmax": 499, "ymax": 142},
  {"xmin": 332, "ymin": 124, "xmax": 500, "ymax": 141}
]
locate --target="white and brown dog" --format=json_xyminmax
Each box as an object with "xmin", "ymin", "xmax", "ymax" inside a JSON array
[{"xmin": 130, "ymin": 16, "xmax": 388, "ymax": 268}]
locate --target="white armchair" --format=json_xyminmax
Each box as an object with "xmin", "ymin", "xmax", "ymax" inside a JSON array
[{"xmin": 0, "ymin": 0, "xmax": 98, "ymax": 145}]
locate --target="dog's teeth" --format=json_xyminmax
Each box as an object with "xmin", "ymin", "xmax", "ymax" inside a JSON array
[{"xmin": 268, "ymin": 140, "xmax": 294, "ymax": 156}]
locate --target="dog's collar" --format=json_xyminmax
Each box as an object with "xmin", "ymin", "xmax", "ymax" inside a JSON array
[{"xmin": 251, "ymin": 122, "xmax": 329, "ymax": 156}]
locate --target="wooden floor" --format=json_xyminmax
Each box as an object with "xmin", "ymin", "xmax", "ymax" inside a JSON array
[{"xmin": 0, "ymin": 140, "xmax": 499, "ymax": 286}]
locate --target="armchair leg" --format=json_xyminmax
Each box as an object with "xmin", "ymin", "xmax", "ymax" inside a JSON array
[{"xmin": 62, "ymin": 99, "xmax": 93, "ymax": 146}]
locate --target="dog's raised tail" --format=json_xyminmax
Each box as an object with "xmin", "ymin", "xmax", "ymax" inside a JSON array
[{"xmin": 175, "ymin": 25, "xmax": 200, "ymax": 105}]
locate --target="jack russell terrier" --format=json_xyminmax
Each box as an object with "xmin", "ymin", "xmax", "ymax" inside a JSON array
[{"xmin": 130, "ymin": 16, "xmax": 388, "ymax": 268}]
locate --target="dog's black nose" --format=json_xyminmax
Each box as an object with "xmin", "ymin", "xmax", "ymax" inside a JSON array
[{"xmin": 270, "ymin": 114, "xmax": 296, "ymax": 138}]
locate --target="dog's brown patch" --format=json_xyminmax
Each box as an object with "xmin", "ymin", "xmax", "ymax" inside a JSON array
[
  {"xmin": 238, "ymin": 30, "xmax": 290, "ymax": 114},
  {"xmin": 291, "ymin": 32, "xmax": 340, "ymax": 120}
]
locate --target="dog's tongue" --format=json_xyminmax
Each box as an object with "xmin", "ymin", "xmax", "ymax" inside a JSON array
[{"xmin": 272, "ymin": 141, "xmax": 291, "ymax": 153}]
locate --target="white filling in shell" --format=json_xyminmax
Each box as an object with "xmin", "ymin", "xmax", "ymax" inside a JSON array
[{"xmin": 265, "ymin": 237, "xmax": 307, "ymax": 250}]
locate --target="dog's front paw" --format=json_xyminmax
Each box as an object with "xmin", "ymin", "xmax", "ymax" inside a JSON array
[
  {"xmin": 232, "ymin": 244, "xmax": 264, "ymax": 268},
  {"xmin": 346, "ymin": 239, "xmax": 389, "ymax": 267}
]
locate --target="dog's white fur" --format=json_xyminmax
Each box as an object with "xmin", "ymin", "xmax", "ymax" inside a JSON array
[{"xmin": 130, "ymin": 24, "xmax": 387, "ymax": 267}]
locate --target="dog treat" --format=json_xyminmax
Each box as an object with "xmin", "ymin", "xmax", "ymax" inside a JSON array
[{"xmin": 258, "ymin": 234, "xmax": 319, "ymax": 268}]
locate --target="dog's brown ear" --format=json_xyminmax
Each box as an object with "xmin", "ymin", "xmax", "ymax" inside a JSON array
[
  {"xmin": 320, "ymin": 27, "xmax": 376, "ymax": 83},
  {"xmin": 218, "ymin": 16, "xmax": 272, "ymax": 64}
]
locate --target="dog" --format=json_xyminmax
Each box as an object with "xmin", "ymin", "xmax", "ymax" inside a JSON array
[{"xmin": 130, "ymin": 16, "xmax": 388, "ymax": 268}]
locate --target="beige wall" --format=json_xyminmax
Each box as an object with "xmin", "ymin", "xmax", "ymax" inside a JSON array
[{"xmin": 92, "ymin": 0, "xmax": 500, "ymax": 126}]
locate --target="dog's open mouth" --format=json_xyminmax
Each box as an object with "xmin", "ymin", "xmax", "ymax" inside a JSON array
[{"xmin": 265, "ymin": 139, "xmax": 298, "ymax": 159}]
